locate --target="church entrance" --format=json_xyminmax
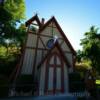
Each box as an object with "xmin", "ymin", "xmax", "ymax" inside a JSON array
[{"xmin": 45, "ymin": 52, "xmax": 64, "ymax": 95}]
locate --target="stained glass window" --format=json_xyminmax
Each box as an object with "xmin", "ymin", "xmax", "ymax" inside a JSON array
[{"xmin": 46, "ymin": 39, "xmax": 54, "ymax": 48}]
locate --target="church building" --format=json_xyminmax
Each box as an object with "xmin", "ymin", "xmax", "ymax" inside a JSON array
[{"xmin": 10, "ymin": 14, "xmax": 76, "ymax": 96}]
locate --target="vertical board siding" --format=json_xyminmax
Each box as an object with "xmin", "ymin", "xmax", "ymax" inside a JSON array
[
  {"xmin": 65, "ymin": 53, "xmax": 73, "ymax": 67},
  {"xmin": 43, "ymin": 50, "xmax": 48, "ymax": 58},
  {"xmin": 36, "ymin": 50, "xmax": 42, "ymax": 67},
  {"xmin": 56, "ymin": 57, "xmax": 61, "ymax": 65},
  {"xmin": 39, "ymin": 63, "xmax": 46, "ymax": 95},
  {"xmin": 35, "ymin": 50, "xmax": 43, "ymax": 76},
  {"xmin": 58, "ymin": 39, "xmax": 63, "ymax": 44},
  {"xmin": 38, "ymin": 39, "xmax": 45, "ymax": 48},
  {"xmin": 26, "ymin": 34, "xmax": 37, "ymax": 47},
  {"xmin": 41, "ymin": 23, "xmax": 53, "ymax": 36},
  {"xmin": 56, "ymin": 67, "xmax": 61, "ymax": 89},
  {"xmin": 52, "ymin": 23, "xmax": 62, "ymax": 38},
  {"xmin": 41, "ymin": 36, "xmax": 51, "ymax": 49},
  {"xmin": 21, "ymin": 49, "xmax": 35, "ymax": 74},
  {"xmin": 64, "ymin": 63, "xmax": 69, "ymax": 92},
  {"xmin": 61, "ymin": 41, "xmax": 70, "ymax": 52},
  {"xmin": 49, "ymin": 56, "xmax": 54, "ymax": 64},
  {"xmin": 48, "ymin": 67, "xmax": 54, "ymax": 90}
]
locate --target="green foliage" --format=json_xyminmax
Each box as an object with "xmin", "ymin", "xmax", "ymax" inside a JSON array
[
  {"xmin": 0, "ymin": 0, "xmax": 26, "ymax": 36},
  {"xmin": 4, "ymin": 0, "xmax": 26, "ymax": 23},
  {"xmin": 75, "ymin": 61, "xmax": 91, "ymax": 71},
  {"xmin": 80, "ymin": 26, "xmax": 100, "ymax": 74},
  {"xmin": 0, "ymin": 0, "xmax": 26, "ymax": 78},
  {"xmin": 0, "ymin": 46, "xmax": 6, "ymax": 56},
  {"xmin": 76, "ymin": 50, "xmax": 84, "ymax": 62},
  {"xmin": 15, "ymin": 24, "xmax": 27, "ymax": 45},
  {"xmin": 96, "ymin": 80, "xmax": 100, "ymax": 85},
  {"xmin": 0, "ymin": 46, "xmax": 19, "ymax": 77},
  {"xmin": 0, "ymin": 6, "xmax": 12, "ymax": 23},
  {"xmin": 0, "ymin": 0, "xmax": 27, "ymax": 96}
]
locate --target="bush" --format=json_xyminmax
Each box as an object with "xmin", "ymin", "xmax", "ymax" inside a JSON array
[
  {"xmin": 69, "ymin": 72, "xmax": 85, "ymax": 92},
  {"xmin": 0, "ymin": 55, "xmax": 19, "ymax": 77},
  {"xmin": 69, "ymin": 72, "xmax": 81, "ymax": 81}
]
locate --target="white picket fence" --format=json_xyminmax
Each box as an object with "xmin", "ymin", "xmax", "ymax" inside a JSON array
[{"xmin": 71, "ymin": 91, "xmax": 90, "ymax": 97}]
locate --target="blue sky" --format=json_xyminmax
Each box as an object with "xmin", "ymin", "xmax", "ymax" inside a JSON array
[{"xmin": 25, "ymin": 0, "xmax": 100, "ymax": 50}]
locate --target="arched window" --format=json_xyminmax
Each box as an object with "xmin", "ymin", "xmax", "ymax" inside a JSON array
[{"xmin": 45, "ymin": 52, "xmax": 64, "ymax": 94}]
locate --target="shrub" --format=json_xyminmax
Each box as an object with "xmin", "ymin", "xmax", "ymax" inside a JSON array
[{"xmin": 69, "ymin": 72, "xmax": 85, "ymax": 92}]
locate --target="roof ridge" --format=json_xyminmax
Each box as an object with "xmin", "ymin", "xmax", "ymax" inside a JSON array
[{"xmin": 25, "ymin": 14, "xmax": 41, "ymax": 27}]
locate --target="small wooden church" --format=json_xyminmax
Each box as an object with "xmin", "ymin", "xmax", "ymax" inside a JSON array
[{"xmin": 10, "ymin": 14, "xmax": 76, "ymax": 96}]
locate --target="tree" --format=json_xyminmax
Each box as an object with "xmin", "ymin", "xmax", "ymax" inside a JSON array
[
  {"xmin": 0, "ymin": 0, "xmax": 26, "ymax": 77},
  {"xmin": 0, "ymin": 1, "xmax": 26, "ymax": 96},
  {"xmin": 4, "ymin": 0, "xmax": 25, "ymax": 23},
  {"xmin": 0, "ymin": 0, "xmax": 26, "ymax": 35},
  {"xmin": 0, "ymin": 0, "xmax": 26, "ymax": 48},
  {"xmin": 80, "ymin": 26, "xmax": 100, "ymax": 74},
  {"xmin": 76, "ymin": 50, "xmax": 83, "ymax": 63}
]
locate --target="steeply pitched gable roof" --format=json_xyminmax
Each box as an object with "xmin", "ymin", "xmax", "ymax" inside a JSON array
[
  {"xmin": 25, "ymin": 14, "xmax": 41, "ymax": 27},
  {"xmin": 39, "ymin": 16, "xmax": 76, "ymax": 55},
  {"xmin": 25, "ymin": 15, "xmax": 76, "ymax": 55},
  {"xmin": 37, "ymin": 41, "xmax": 71, "ymax": 69}
]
